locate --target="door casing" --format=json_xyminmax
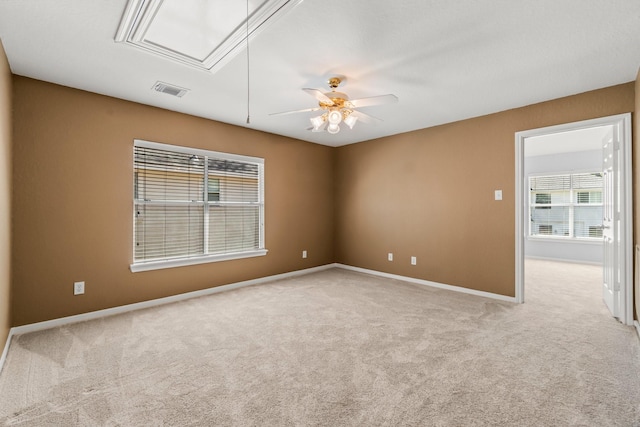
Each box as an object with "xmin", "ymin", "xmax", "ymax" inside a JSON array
[{"xmin": 514, "ymin": 113, "xmax": 633, "ymax": 325}]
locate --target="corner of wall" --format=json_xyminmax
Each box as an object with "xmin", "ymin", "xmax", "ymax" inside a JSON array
[
  {"xmin": 330, "ymin": 146, "xmax": 339, "ymax": 263},
  {"xmin": 0, "ymin": 37, "xmax": 12, "ymax": 367}
]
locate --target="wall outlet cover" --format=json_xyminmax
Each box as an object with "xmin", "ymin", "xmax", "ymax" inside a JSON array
[{"xmin": 74, "ymin": 281, "xmax": 85, "ymax": 295}]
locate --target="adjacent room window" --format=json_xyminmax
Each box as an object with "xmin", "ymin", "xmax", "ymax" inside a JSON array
[
  {"xmin": 529, "ymin": 172, "xmax": 603, "ymax": 240},
  {"xmin": 131, "ymin": 140, "xmax": 266, "ymax": 272}
]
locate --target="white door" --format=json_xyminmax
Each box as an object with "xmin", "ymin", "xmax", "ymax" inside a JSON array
[
  {"xmin": 602, "ymin": 126, "xmax": 631, "ymax": 322},
  {"xmin": 602, "ymin": 128, "xmax": 619, "ymax": 319}
]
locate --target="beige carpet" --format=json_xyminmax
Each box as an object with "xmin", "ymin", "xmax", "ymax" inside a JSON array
[{"xmin": 0, "ymin": 260, "xmax": 639, "ymax": 426}]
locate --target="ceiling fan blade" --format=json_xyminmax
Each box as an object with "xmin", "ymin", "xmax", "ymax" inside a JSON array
[
  {"xmin": 302, "ymin": 88, "xmax": 333, "ymax": 104},
  {"xmin": 269, "ymin": 107, "xmax": 322, "ymax": 116},
  {"xmin": 351, "ymin": 110, "xmax": 382, "ymax": 124},
  {"xmin": 349, "ymin": 94, "xmax": 398, "ymax": 108}
]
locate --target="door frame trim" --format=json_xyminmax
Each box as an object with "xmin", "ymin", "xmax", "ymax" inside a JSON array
[{"xmin": 514, "ymin": 113, "xmax": 633, "ymax": 325}]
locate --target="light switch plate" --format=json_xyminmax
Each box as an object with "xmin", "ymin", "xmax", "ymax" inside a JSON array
[{"xmin": 495, "ymin": 190, "xmax": 503, "ymax": 201}]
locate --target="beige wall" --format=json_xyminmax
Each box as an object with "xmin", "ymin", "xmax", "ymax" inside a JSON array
[
  {"xmin": 0, "ymin": 40, "xmax": 11, "ymax": 346},
  {"xmin": 11, "ymin": 77, "xmax": 335, "ymax": 326},
  {"xmin": 9, "ymin": 75, "xmax": 637, "ymax": 325},
  {"xmin": 335, "ymin": 83, "xmax": 635, "ymax": 297}
]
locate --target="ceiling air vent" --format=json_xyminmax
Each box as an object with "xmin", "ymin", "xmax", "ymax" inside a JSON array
[{"xmin": 152, "ymin": 81, "xmax": 189, "ymax": 98}]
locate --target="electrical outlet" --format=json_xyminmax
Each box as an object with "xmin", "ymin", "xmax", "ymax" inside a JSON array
[
  {"xmin": 302, "ymin": 250, "xmax": 307, "ymax": 259},
  {"xmin": 411, "ymin": 256, "xmax": 417, "ymax": 266},
  {"xmin": 388, "ymin": 253, "xmax": 393, "ymax": 261},
  {"xmin": 74, "ymin": 281, "xmax": 85, "ymax": 295}
]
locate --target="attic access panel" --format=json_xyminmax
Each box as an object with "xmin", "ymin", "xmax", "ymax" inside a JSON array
[{"xmin": 115, "ymin": 0, "xmax": 303, "ymax": 72}]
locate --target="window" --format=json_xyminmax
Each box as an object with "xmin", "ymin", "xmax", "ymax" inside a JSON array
[
  {"xmin": 588, "ymin": 226, "xmax": 603, "ymax": 238},
  {"xmin": 207, "ymin": 178, "xmax": 220, "ymax": 202},
  {"xmin": 535, "ymin": 193, "xmax": 551, "ymax": 208},
  {"xmin": 538, "ymin": 224, "xmax": 553, "ymax": 235},
  {"xmin": 529, "ymin": 172, "xmax": 603, "ymax": 240},
  {"xmin": 132, "ymin": 140, "xmax": 266, "ymax": 272}
]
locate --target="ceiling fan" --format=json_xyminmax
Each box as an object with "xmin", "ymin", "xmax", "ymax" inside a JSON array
[{"xmin": 270, "ymin": 77, "xmax": 398, "ymax": 134}]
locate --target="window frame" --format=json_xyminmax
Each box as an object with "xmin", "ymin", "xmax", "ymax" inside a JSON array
[
  {"xmin": 528, "ymin": 171, "xmax": 603, "ymax": 242},
  {"xmin": 131, "ymin": 139, "xmax": 267, "ymax": 272}
]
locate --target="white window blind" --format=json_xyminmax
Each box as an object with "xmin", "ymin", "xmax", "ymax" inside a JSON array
[
  {"xmin": 132, "ymin": 140, "xmax": 265, "ymax": 272},
  {"xmin": 529, "ymin": 172, "xmax": 603, "ymax": 239}
]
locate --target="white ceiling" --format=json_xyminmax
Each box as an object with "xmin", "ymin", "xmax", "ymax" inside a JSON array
[
  {"xmin": 1, "ymin": 0, "xmax": 639, "ymax": 147},
  {"xmin": 524, "ymin": 125, "xmax": 611, "ymax": 157}
]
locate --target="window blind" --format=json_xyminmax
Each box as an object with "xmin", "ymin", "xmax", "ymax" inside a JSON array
[
  {"xmin": 133, "ymin": 140, "xmax": 265, "ymax": 270},
  {"xmin": 529, "ymin": 172, "xmax": 603, "ymax": 240}
]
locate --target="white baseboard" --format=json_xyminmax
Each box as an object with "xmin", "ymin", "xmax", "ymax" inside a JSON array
[
  {"xmin": 335, "ymin": 264, "xmax": 517, "ymax": 303},
  {"xmin": 10, "ymin": 264, "xmax": 336, "ymax": 337},
  {"xmin": 6, "ymin": 261, "xmax": 516, "ymax": 346},
  {"xmin": 0, "ymin": 328, "xmax": 15, "ymax": 375}
]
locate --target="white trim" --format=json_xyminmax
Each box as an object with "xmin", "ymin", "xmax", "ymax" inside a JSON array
[
  {"xmin": 527, "ymin": 167, "xmax": 606, "ymax": 177},
  {"xmin": 134, "ymin": 139, "xmax": 264, "ymax": 165},
  {"xmin": 526, "ymin": 236, "xmax": 603, "ymax": 246},
  {"xmin": 132, "ymin": 139, "xmax": 266, "ymax": 271},
  {"xmin": 0, "ymin": 328, "xmax": 14, "ymax": 375},
  {"xmin": 10, "ymin": 263, "xmax": 519, "ymax": 337},
  {"xmin": 335, "ymin": 264, "xmax": 517, "ymax": 303},
  {"xmin": 515, "ymin": 136, "xmax": 525, "ymax": 304},
  {"xmin": 11, "ymin": 264, "xmax": 336, "ymax": 336},
  {"xmin": 620, "ymin": 115, "xmax": 633, "ymax": 325},
  {"xmin": 115, "ymin": 0, "xmax": 304, "ymax": 74},
  {"xmin": 525, "ymin": 255, "xmax": 603, "ymax": 266},
  {"xmin": 515, "ymin": 113, "xmax": 633, "ymax": 324},
  {"xmin": 4, "ymin": 263, "xmax": 519, "ymax": 368},
  {"xmin": 130, "ymin": 249, "xmax": 268, "ymax": 272}
]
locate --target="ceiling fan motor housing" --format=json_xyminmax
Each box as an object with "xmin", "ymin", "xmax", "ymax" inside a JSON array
[
  {"xmin": 320, "ymin": 91, "xmax": 349, "ymax": 109},
  {"xmin": 328, "ymin": 77, "xmax": 342, "ymax": 89}
]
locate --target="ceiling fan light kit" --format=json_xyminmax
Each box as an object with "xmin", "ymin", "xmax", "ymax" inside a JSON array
[
  {"xmin": 271, "ymin": 76, "xmax": 398, "ymax": 135},
  {"xmin": 344, "ymin": 115, "xmax": 358, "ymax": 129},
  {"xmin": 327, "ymin": 110, "xmax": 342, "ymax": 125},
  {"xmin": 310, "ymin": 116, "xmax": 324, "ymax": 129},
  {"xmin": 327, "ymin": 123, "xmax": 340, "ymax": 134}
]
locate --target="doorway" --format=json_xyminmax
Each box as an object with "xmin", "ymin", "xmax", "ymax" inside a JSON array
[{"xmin": 515, "ymin": 113, "xmax": 633, "ymax": 325}]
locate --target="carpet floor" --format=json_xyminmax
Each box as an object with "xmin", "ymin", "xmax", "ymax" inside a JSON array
[{"xmin": 0, "ymin": 260, "xmax": 639, "ymax": 426}]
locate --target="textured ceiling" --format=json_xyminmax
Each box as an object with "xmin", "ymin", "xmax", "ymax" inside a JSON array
[
  {"xmin": 525, "ymin": 126, "xmax": 611, "ymax": 157},
  {"xmin": 1, "ymin": 0, "xmax": 639, "ymax": 147}
]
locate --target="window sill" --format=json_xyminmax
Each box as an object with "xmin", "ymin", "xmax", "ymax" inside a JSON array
[
  {"xmin": 130, "ymin": 249, "xmax": 268, "ymax": 272},
  {"xmin": 526, "ymin": 236, "xmax": 602, "ymax": 245}
]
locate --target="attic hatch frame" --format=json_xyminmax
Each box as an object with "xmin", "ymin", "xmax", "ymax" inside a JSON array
[{"xmin": 114, "ymin": 0, "xmax": 304, "ymax": 73}]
